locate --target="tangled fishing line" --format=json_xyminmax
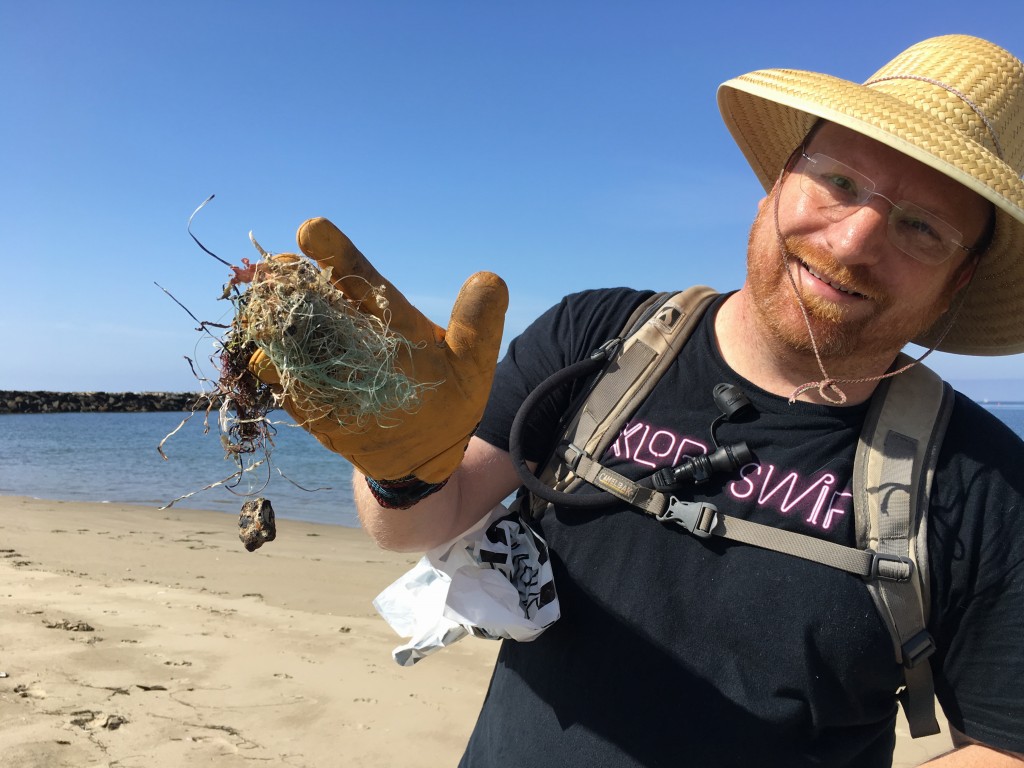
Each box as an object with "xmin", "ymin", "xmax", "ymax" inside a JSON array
[
  {"xmin": 235, "ymin": 244, "xmax": 431, "ymax": 432},
  {"xmin": 158, "ymin": 196, "xmax": 433, "ymax": 536}
]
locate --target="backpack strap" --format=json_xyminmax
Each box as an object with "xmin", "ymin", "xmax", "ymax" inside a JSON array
[
  {"xmin": 532, "ymin": 289, "xmax": 919, "ymax": 580},
  {"xmin": 533, "ymin": 286, "xmax": 719, "ymax": 512},
  {"xmin": 853, "ymin": 355, "xmax": 954, "ymax": 738}
]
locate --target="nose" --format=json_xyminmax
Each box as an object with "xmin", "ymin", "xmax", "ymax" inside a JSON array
[{"xmin": 823, "ymin": 196, "xmax": 891, "ymax": 267}]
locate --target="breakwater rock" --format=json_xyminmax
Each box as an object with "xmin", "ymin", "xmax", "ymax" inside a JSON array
[{"xmin": 0, "ymin": 391, "xmax": 211, "ymax": 414}]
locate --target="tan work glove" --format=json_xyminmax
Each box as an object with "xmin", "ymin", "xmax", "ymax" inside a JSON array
[{"xmin": 249, "ymin": 217, "xmax": 508, "ymax": 486}]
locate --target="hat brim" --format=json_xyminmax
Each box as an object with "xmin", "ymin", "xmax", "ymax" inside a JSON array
[{"xmin": 718, "ymin": 69, "xmax": 1024, "ymax": 356}]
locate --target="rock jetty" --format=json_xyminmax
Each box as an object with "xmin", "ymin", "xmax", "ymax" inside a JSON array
[{"xmin": 0, "ymin": 391, "xmax": 211, "ymax": 414}]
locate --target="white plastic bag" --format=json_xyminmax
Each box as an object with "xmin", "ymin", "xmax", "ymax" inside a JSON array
[{"xmin": 373, "ymin": 504, "xmax": 560, "ymax": 666}]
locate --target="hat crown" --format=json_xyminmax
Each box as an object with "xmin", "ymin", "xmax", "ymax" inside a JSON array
[{"xmin": 865, "ymin": 35, "xmax": 1024, "ymax": 176}]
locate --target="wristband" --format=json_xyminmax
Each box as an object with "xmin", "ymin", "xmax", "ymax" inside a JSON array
[{"xmin": 365, "ymin": 474, "xmax": 449, "ymax": 510}]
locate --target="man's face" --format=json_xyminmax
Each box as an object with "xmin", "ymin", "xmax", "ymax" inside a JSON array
[{"xmin": 744, "ymin": 122, "xmax": 992, "ymax": 362}]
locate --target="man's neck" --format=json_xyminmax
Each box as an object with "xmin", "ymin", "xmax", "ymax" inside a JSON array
[{"xmin": 714, "ymin": 290, "xmax": 898, "ymax": 406}]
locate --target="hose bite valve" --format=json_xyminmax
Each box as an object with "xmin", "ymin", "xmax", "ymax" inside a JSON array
[{"xmin": 652, "ymin": 383, "xmax": 756, "ymax": 491}]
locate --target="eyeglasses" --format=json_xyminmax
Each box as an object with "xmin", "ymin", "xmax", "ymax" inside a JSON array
[{"xmin": 793, "ymin": 151, "xmax": 973, "ymax": 265}]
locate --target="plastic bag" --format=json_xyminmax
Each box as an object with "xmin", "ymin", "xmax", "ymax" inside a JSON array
[{"xmin": 373, "ymin": 503, "xmax": 560, "ymax": 666}]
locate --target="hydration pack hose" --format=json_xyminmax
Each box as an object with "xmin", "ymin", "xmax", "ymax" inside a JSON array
[
  {"xmin": 508, "ymin": 345, "xmax": 626, "ymax": 509},
  {"xmin": 508, "ymin": 339, "xmax": 755, "ymax": 511}
]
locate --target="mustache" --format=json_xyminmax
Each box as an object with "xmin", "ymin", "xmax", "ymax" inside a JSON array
[{"xmin": 780, "ymin": 236, "xmax": 891, "ymax": 307}]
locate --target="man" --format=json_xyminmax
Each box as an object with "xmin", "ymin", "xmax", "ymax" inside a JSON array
[{"xmin": 255, "ymin": 34, "xmax": 1024, "ymax": 766}]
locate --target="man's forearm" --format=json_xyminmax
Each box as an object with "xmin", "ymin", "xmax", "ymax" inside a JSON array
[
  {"xmin": 352, "ymin": 436, "xmax": 525, "ymax": 553},
  {"xmin": 353, "ymin": 467, "xmax": 470, "ymax": 552}
]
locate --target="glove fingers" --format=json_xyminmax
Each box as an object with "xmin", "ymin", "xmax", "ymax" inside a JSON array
[
  {"xmin": 248, "ymin": 348, "xmax": 281, "ymax": 386},
  {"xmin": 262, "ymin": 252, "xmax": 302, "ymax": 269},
  {"xmin": 445, "ymin": 272, "xmax": 509, "ymax": 372},
  {"xmin": 296, "ymin": 218, "xmax": 433, "ymax": 337}
]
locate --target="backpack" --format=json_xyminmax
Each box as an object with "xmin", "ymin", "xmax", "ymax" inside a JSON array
[{"xmin": 509, "ymin": 286, "xmax": 954, "ymax": 738}]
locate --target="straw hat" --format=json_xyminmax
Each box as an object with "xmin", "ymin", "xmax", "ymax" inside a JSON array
[{"xmin": 717, "ymin": 34, "xmax": 1024, "ymax": 356}]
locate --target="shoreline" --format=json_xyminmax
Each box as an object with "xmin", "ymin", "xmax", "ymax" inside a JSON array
[{"xmin": 2, "ymin": 492, "xmax": 359, "ymax": 531}]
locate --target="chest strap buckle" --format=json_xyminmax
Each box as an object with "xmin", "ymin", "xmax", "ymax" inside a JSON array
[{"xmin": 656, "ymin": 498, "xmax": 719, "ymax": 539}]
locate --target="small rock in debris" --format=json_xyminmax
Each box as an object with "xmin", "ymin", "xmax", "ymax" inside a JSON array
[
  {"xmin": 238, "ymin": 498, "xmax": 277, "ymax": 552},
  {"xmin": 102, "ymin": 714, "xmax": 127, "ymax": 730}
]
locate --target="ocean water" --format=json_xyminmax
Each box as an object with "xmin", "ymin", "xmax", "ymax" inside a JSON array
[
  {"xmin": 0, "ymin": 411, "xmax": 361, "ymax": 527},
  {"xmin": 2, "ymin": 405, "xmax": 1023, "ymax": 529}
]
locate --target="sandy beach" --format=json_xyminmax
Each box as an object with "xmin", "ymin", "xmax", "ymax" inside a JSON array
[{"xmin": 0, "ymin": 495, "xmax": 953, "ymax": 767}]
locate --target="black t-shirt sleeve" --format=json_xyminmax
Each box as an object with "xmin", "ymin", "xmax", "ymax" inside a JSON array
[
  {"xmin": 476, "ymin": 288, "xmax": 656, "ymax": 462},
  {"xmin": 929, "ymin": 395, "xmax": 1024, "ymax": 753}
]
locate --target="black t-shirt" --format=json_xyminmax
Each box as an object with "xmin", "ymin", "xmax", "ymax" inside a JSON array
[{"xmin": 465, "ymin": 289, "xmax": 1024, "ymax": 767}]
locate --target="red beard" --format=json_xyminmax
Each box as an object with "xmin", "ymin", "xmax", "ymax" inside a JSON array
[{"xmin": 745, "ymin": 212, "xmax": 954, "ymax": 362}]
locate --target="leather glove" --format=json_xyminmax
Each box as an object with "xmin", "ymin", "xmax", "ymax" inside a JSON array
[{"xmin": 248, "ymin": 217, "xmax": 508, "ymax": 485}]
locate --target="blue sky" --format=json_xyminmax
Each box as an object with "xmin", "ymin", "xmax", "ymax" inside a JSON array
[{"xmin": 3, "ymin": 2, "xmax": 1023, "ymax": 401}]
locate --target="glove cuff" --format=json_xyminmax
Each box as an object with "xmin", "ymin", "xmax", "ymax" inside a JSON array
[{"xmin": 365, "ymin": 475, "xmax": 449, "ymax": 510}]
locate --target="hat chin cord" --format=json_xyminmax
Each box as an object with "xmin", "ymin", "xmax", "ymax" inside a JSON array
[{"xmin": 769, "ymin": 174, "xmax": 966, "ymax": 405}]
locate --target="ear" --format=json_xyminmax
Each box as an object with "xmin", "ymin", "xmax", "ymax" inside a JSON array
[{"xmin": 952, "ymin": 255, "xmax": 979, "ymax": 293}]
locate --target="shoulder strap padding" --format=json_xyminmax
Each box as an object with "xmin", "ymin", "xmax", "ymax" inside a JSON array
[
  {"xmin": 535, "ymin": 287, "xmax": 718, "ymax": 508},
  {"xmin": 853, "ymin": 353, "xmax": 954, "ymax": 738}
]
